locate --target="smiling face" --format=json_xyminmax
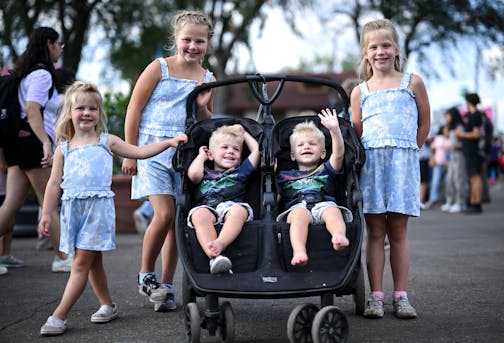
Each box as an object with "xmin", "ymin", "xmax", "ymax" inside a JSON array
[
  {"xmin": 208, "ymin": 134, "xmax": 243, "ymax": 171},
  {"xmin": 290, "ymin": 132, "xmax": 326, "ymax": 170},
  {"xmin": 363, "ymin": 29, "xmax": 400, "ymax": 73},
  {"xmin": 175, "ymin": 23, "xmax": 209, "ymax": 64},
  {"xmin": 70, "ymin": 94, "xmax": 100, "ymax": 133}
]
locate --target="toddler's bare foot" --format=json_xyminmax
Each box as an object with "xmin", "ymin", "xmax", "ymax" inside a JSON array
[
  {"xmin": 332, "ymin": 233, "xmax": 349, "ymax": 251},
  {"xmin": 207, "ymin": 239, "xmax": 224, "ymax": 257},
  {"xmin": 291, "ymin": 251, "xmax": 308, "ymax": 266}
]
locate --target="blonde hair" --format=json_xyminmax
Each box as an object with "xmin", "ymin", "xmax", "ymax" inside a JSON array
[
  {"xmin": 208, "ymin": 125, "xmax": 244, "ymax": 151},
  {"xmin": 56, "ymin": 81, "xmax": 108, "ymax": 142},
  {"xmin": 170, "ymin": 9, "xmax": 213, "ymax": 52},
  {"xmin": 358, "ymin": 19, "xmax": 404, "ymax": 80},
  {"xmin": 289, "ymin": 121, "xmax": 325, "ymax": 152}
]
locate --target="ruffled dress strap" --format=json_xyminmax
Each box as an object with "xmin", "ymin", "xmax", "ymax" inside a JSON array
[
  {"xmin": 156, "ymin": 57, "xmax": 169, "ymax": 80},
  {"xmin": 399, "ymin": 72, "xmax": 411, "ymax": 89},
  {"xmin": 359, "ymin": 81, "xmax": 370, "ymax": 97}
]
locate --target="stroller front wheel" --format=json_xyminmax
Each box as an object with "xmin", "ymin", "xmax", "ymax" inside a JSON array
[
  {"xmin": 287, "ymin": 303, "xmax": 319, "ymax": 343},
  {"xmin": 311, "ymin": 306, "xmax": 349, "ymax": 343},
  {"xmin": 184, "ymin": 302, "xmax": 201, "ymax": 343}
]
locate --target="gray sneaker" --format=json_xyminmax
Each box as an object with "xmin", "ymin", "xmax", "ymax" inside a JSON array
[
  {"xmin": 393, "ymin": 296, "xmax": 417, "ymax": 319},
  {"xmin": 154, "ymin": 292, "xmax": 177, "ymax": 312},
  {"xmin": 138, "ymin": 273, "xmax": 169, "ymax": 302},
  {"xmin": 363, "ymin": 294, "xmax": 384, "ymax": 318},
  {"xmin": 209, "ymin": 255, "xmax": 232, "ymax": 274}
]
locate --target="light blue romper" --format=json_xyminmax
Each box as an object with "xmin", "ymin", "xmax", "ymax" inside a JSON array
[
  {"xmin": 132, "ymin": 57, "xmax": 213, "ymax": 199},
  {"xmin": 59, "ymin": 133, "xmax": 116, "ymax": 254},
  {"xmin": 358, "ymin": 73, "xmax": 420, "ymax": 216}
]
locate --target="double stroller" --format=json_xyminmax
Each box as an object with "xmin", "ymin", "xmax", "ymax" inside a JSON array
[{"xmin": 173, "ymin": 75, "xmax": 366, "ymax": 343}]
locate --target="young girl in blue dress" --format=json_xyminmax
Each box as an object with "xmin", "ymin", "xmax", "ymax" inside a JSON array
[
  {"xmin": 121, "ymin": 9, "xmax": 216, "ymax": 312},
  {"xmin": 350, "ymin": 19, "xmax": 430, "ymax": 319},
  {"xmin": 38, "ymin": 81, "xmax": 187, "ymax": 336}
]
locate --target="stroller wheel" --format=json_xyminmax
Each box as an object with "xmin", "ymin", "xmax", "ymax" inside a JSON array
[
  {"xmin": 182, "ymin": 269, "xmax": 197, "ymax": 306},
  {"xmin": 287, "ymin": 303, "xmax": 319, "ymax": 343},
  {"xmin": 353, "ymin": 264, "xmax": 366, "ymax": 315},
  {"xmin": 218, "ymin": 301, "xmax": 235, "ymax": 342},
  {"xmin": 311, "ymin": 306, "xmax": 349, "ymax": 343},
  {"xmin": 184, "ymin": 302, "xmax": 201, "ymax": 343}
]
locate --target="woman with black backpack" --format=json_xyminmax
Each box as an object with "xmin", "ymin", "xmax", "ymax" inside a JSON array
[{"xmin": 0, "ymin": 27, "xmax": 72, "ymax": 272}]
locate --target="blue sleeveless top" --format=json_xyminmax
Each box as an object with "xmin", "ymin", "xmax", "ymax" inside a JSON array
[
  {"xmin": 139, "ymin": 57, "xmax": 214, "ymax": 137},
  {"xmin": 60, "ymin": 133, "xmax": 114, "ymax": 200},
  {"xmin": 359, "ymin": 73, "xmax": 419, "ymax": 150}
]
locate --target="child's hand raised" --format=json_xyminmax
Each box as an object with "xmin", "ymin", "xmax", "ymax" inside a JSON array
[
  {"xmin": 229, "ymin": 124, "xmax": 245, "ymax": 134},
  {"xmin": 198, "ymin": 146, "xmax": 210, "ymax": 161},
  {"xmin": 318, "ymin": 108, "xmax": 340, "ymax": 131}
]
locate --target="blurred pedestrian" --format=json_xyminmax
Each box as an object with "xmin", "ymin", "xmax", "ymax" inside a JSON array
[
  {"xmin": 0, "ymin": 27, "xmax": 72, "ymax": 272},
  {"xmin": 457, "ymin": 93, "xmax": 484, "ymax": 214},
  {"xmin": 440, "ymin": 107, "xmax": 468, "ymax": 213}
]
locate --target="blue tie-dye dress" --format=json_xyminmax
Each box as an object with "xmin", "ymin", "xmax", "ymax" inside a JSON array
[{"xmin": 59, "ymin": 133, "xmax": 116, "ymax": 254}]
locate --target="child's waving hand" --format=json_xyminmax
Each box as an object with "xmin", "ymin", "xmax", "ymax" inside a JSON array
[{"xmin": 318, "ymin": 108, "xmax": 340, "ymax": 131}]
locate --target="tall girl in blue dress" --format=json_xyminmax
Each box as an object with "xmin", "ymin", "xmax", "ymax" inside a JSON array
[
  {"xmin": 121, "ymin": 9, "xmax": 216, "ymax": 312},
  {"xmin": 350, "ymin": 19, "xmax": 430, "ymax": 319},
  {"xmin": 38, "ymin": 81, "xmax": 186, "ymax": 336}
]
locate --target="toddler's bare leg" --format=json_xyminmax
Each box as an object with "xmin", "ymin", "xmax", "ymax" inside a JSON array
[
  {"xmin": 287, "ymin": 208, "xmax": 312, "ymax": 266},
  {"xmin": 208, "ymin": 205, "xmax": 248, "ymax": 256},
  {"xmin": 321, "ymin": 207, "xmax": 349, "ymax": 251},
  {"xmin": 191, "ymin": 208, "xmax": 218, "ymax": 258}
]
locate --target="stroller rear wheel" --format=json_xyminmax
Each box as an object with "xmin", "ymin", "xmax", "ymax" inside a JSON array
[
  {"xmin": 218, "ymin": 301, "xmax": 235, "ymax": 342},
  {"xmin": 184, "ymin": 302, "xmax": 201, "ymax": 343},
  {"xmin": 311, "ymin": 306, "xmax": 349, "ymax": 343},
  {"xmin": 287, "ymin": 303, "xmax": 319, "ymax": 343},
  {"xmin": 353, "ymin": 263, "xmax": 366, "ymax": 315}
]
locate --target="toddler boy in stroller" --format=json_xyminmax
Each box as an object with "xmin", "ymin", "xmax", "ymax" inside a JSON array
[
  {"xmin": 186, "ymin": 124, "xmax": 260, "ymax": 274},
  {"xmin": 276, "ymin": 108, "xmax": 353, "ymax": 266}
]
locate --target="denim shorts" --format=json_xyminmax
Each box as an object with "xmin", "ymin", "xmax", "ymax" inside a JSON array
[
  {"xmin": 187, "ymin": 201, "xmax": 253, "ymax": 229},
  {"xmin": 276, "ymin": 200, "xmax": 353, "ymax": 224}
]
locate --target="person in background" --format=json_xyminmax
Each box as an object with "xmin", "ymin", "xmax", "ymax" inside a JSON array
[
  {"xmin": 133, "ymin": 200, "xmax": 153, "ymax": 235},
  {"xmin": 38, "ymin": 81, "xmax": 187, "ymax": 336},
  {"xmin": 122, "ymin": 9, "xmax": 216, "ymax": 312},
  {"xmin": 488, "ymin": 136, "xmax": 502, "ymax": 185},
  {"xmin": 440, "ymin": 107, "xmax": 468, "ymax": 213},
  {"xmin": 351, "ymin": 19, "xmax": 430, "ymax": 319},
  {"xmin": 424, "ymin": 126, "xmax": 450, "ymax": 209},
  {"xmin": 0, "ymin": 27, "xmax": 72, "ymax": 272},
  {"xmin": 457, "ymin": 93, "xmax": 484, "ymax": 214}
]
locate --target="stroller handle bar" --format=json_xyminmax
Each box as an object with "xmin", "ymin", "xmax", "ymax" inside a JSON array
[{"xmin": 186, "ymin": 74, "xmax": 351, "ymax": 125}]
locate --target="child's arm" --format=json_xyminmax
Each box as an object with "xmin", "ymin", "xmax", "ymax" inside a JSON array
[
  {"xmin": 350, "ymin": 86, "xmax": 363, "ymax": 137},
  {"xmin": 108, "ymin": 133, "xmax": 187, "ymax": 160},
  {"xmin": 122, "ymin": 59, "xmax": 162, "ymax": 175},
  {"xmin": 38, "ymin": 146, "xmax": 64, "ymax": 237},
  {"xmin": 318, "ymin": 108, "xmax": 344, "ymax": 171},
  {"xmin": 411, "ymin": 74, "xmax": 431, "ymax": 148},
  {"xmin": 187, "ymin": 146, "xmax": 210, "ymax": 184}
]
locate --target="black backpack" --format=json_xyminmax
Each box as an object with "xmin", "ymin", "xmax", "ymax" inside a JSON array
[{"xmin": 0, "ymin": 65, "xmax": 54, "ymax": 146}]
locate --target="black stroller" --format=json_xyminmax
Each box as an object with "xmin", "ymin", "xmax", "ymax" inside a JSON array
[{"xmin": 173, "ymin": 75, "xmax": 366, "ymax": 343}]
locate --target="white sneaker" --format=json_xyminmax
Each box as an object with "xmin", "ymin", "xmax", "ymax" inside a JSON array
[
  {"xmin": 91, "ymin": 303, "xmax": 119, "ymax": 323},
  {"xmin": 440, "ymin": 203, "xmax": 451, "ymax": 212},
  {"xmin": 0, "ymin": 265, "xmax": 7, "ymax": 275},
  {"xmin": 52, "ymin": 254, "xmax": 73, "ymax": 273},
  {"xmin": 40, "ymin": 316, "xmax": 67, "ymax": 336},
  {"xmin": 209, "ymin": 255, "xmax": 232, "ymax": 274},
  {"xmin": 448, "ymin": 203, "xmax": 462, "ymax": 213}
]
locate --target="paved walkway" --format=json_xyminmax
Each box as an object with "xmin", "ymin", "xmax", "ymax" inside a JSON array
[{"xmin": 1, "ymin": 183, "xmax": 503, "ymax": 342}]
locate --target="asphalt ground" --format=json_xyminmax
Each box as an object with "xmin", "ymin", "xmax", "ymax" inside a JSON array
[{"xmin": 1, "ymin": 182, "xmax": 503, "ymax": 342}]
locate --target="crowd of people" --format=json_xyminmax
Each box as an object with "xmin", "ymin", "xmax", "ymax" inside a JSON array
[
  {"xmin": 0, "ymin": 9, "xmax": 502, "ymax": 340},
  {"xmin": 420, "ymin": 95, "xmax": 502, "ymax": 214}
]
